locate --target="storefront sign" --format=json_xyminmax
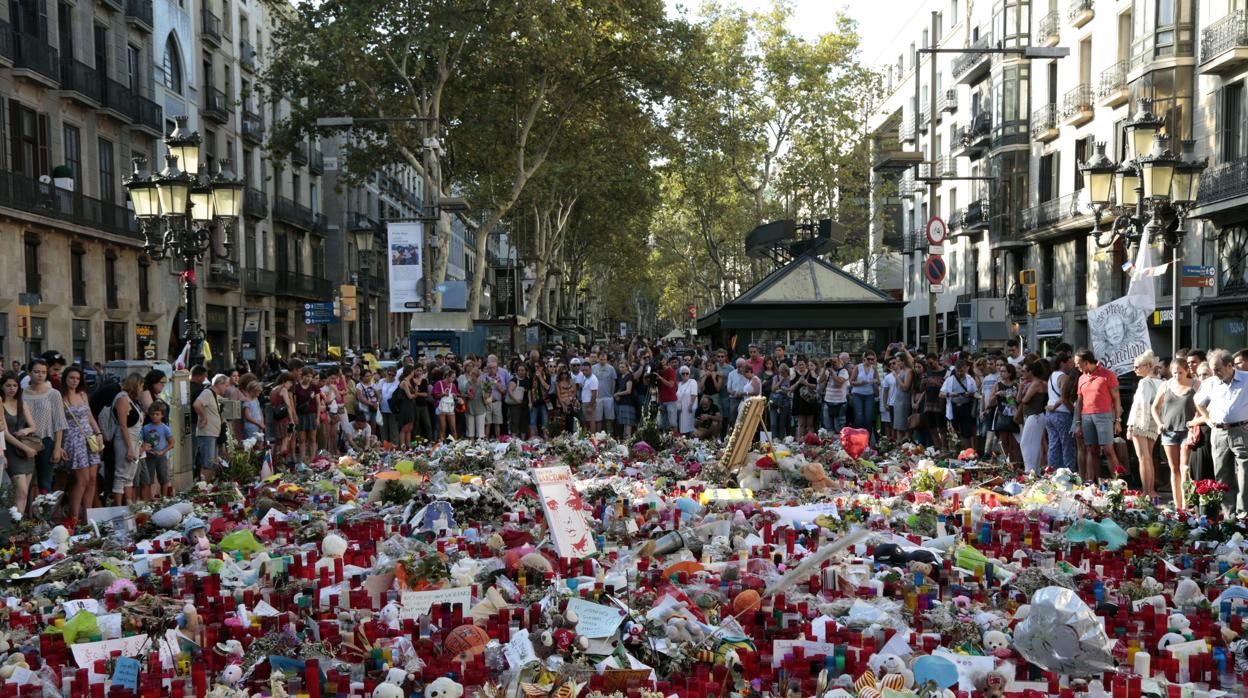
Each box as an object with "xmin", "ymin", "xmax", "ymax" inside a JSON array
[
  {"xmin": 1036, "ymin": 316, "xmax": 1063, "ymax": 337},
  {"xmin": 136, "ymin": 324, "xmax": 157, "ymax": 360},
  {"xmin": 1150, "ymin": 307, "xmax": 1191, "ymax": 326}
]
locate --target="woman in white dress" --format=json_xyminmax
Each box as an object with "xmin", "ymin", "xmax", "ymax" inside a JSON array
[{"xmin": 676, "ymin": 366, "xmax": 699, "ymax": 435}]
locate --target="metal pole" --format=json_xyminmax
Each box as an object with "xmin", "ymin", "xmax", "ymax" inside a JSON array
[
  {"xmin": 184, "ymin": 244, "xmax": 205, "ymax": 368},
  {"xmin": 360, "ymin": 262, "xmax": 371, "ymax": 353},
  {"xmin": 926, "ymin": 10, "xmax": 938, "ymax": 355},
  {"xmin": 1173, "ymin": 232, "xmax": 1182, "ymax": 358}
]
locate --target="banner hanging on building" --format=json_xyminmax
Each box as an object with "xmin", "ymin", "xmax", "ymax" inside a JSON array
[
  {"xmin": 387, "ymin": 221, "xmax": 424, "ymax": 311},
  {"xmin": 1088, "ymin": 241, "xmax": 1156, "ymax": 375}
]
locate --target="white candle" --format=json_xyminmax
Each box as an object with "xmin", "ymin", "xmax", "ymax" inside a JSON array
[{"xmin": 1134, "ymin": 651, "xmax": 1151, "ymax": 678}]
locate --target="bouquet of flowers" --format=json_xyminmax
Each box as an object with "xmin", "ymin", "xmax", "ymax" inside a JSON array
[{"xmin": 1185, "ymin": 479, "xmax": 1229, "ymax": 510}]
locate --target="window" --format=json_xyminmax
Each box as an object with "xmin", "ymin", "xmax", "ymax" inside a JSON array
[
  {"xmin": 1220, "ymin": 81, "xmax": 1244, "ymax": 163},
  {"xmin": 57, "ymin": 2, "xmax": 73, "ymax": 61},
  {"xmin": 63, "ymin": 124, "xmax": 81, "ymax": 183},
  {"xmin": 71, "ymin": 248, "xmax": 86, "ymax": 306},
  {"xmin": 128, "ymin": 45, "xmax": 141, "ymax": 93},
  {"xmin": 1074, "ymin": 137, "xmax": 1090, "ymax": 191},
  {"xmin": 292, "ymin": 172, "xmax": 301, "ymax": 203},
  {"xmin": 99, "ymin": 138, "xmax": 115, "ymax": 203},
  {"xmin": 1075, "ymin": 239, "xmax": 1088, "ymax": 306},
  {"xmin": 950, "ymin": 0, "xmax": 958, "ymax": 25},
  {"xmin": 1131, "ymin": 66, "xmax": 1194, "ymax": 150},
  {"xmin": 203, "ymin": 128, "xmax": 216, "ymax": 164},
  {"xmin": 105, "ymin": 322, "xmax": 127, "ymax": 362},
  {"xmin": 138, "ymin": 261, "xmax": 151, "ymax": 312},
  {"xmin": 106, "ymin": 252, "xmax": 119, "ymax": 309},
  {"xmin": 10, "ymin": 101, "xmax": 50, "ymax": 178},
  {"xmin": 969, "ymin": 245, "xmax": 979, "ymax": 294},
  {"xmin": 72, "ymin": 320, "xmax": 90, "ymax": 366},
  {"xmin": 24, "ymin": 238, "xmax": 39, "ymax": 294},
  {"xmin": 1039, "ymin": 153, "xmax": 1057, "ymax": 203},
  {"xmin": 163, "ymin": 35, "xmax": 183, "ymax": 94},
  {"xmin": 1042, "ymin": 243, "xmax": 1055, "ymax": 309}
]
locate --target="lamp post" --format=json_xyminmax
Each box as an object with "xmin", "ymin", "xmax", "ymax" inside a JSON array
[
  {"xmin": 1080, "ymin": 98, "xmax": 1207, "ymax": 357},
  {"xmin": 352, "ymin": 224, "xmax": 376, "ymax": 353},
  {"xmin": 124, "ymin": 115, "xmax": 244, "ymax": 369}
]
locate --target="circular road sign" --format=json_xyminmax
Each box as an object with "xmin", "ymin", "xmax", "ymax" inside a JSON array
[
  {"xmin": 926, "ymin": 216, "xmax": 947, "ymax": 246},
  {"xmin": 924, "ymin": 255, "xmax": 947, "ymax": 285}
]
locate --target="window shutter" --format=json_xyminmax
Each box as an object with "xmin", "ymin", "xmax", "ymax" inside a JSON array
[
  {"xmin": 1216, "ymin": 86, "xmax": 1226, "ymax": 162},
  {"xmin": 37, "ymin": 113, "xmax": 50, "ymax": 178}
]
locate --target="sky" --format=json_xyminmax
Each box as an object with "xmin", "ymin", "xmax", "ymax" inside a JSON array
[{"xmin": 665, "ymin": 0, "xmax": 933, "ymax": 69}]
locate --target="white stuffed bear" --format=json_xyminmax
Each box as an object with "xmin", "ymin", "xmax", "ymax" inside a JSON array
[
  {"xmin": 316, "ymin": 533, "xmax": 349, "ymax": 574},
  {"xmin": 372, "ymin": 668, "xmax": 412, "ymax": 698},
  {"xmin": 877, "ymin": 653, "xmax": 914, "ymax": 689},
  {"xmin": 423, "ymin": 676, "xmax": 465, "ymax": 698}
]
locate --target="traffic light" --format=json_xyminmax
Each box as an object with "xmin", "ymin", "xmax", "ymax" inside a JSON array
[
  {"xmin": 687, "ymin": 304, "xmax": 697, "ymax": 320},
  {"xmin": 16, "ymin": 305, "xmax": 30, "ymax": 340},
  {"xmin": 341, "ymin": 285, "xmax": 358, "ymax": 321},
  {"xmin": 1019, "ymin": 269, "xmax": 1037, "ymax": 315}
]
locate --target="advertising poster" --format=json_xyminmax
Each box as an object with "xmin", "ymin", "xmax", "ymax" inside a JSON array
[{"xmin": 387, "ymin": 221, "xmax": 424, "ymax": 311}]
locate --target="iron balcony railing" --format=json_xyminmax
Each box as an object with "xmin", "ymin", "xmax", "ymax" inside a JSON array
[
  {"xmin": 240, "ymin": 41, "xmax": 257, "ymax": 72},
  {"xmin": 60, "ymin": 59, "xmax": 102, "ymax": 103},
  {"xmin": 309, "ymin": 147, "xmax": 324, "ymax": 174},
  {"xmin": 0, "ymin": 21, "xmax": 14, "ymax": 63},
  {"xmin": 963, "ymin": 198, "xmax": 990, "ymax": 229},
  {"xmin": 273, "ymin": 195, "xmax": 314, "ymax": 229},
  {"xmin": 204, "ymin": 87, "xmax": 230, "ymax": 123},
  {"xmin": 899, "ymin": 114, "xmax": 916, "ymax": 142},
  {"xmin": 0, "ymin": 169, "xmax": 139, "ymax": 239},
  {"xmin": 201, "ymin": 9, "xmax": 222, "ymax": 46},
  {"xmin": 100, "ymin": 0, "xmax": 123, "ymax": 12},
  {"xmin": 134, "ymin": 95, "xmax": 163, "ymax": 134},
  {"xmin": 952, "ymin": 31, "xmax": 992, "ymax": 79},
  {"xmin": 101, "ymin": 78, "xmax": 137, "ymax": 122},
  {"xmin": 1197, "ymin": 156, "xmax": 1248, "ymax": 206},
  {"xmin": 207, "ymin": 261, "xmax": 240, "ymax": 289},
  {"xmin": 125, "ymin": 0, "xmax": 153, "ymax": 31},
  {"xmin": 1067, "ymin": 0, "xmax": 1094, "ymax": 22},
  {"xmin": 241, "ymin": 110, "xmax": 264, "ymax": 143},
  {"xmin": 1031, "ymin": 103, "xmax": 1058, "ymax": 138},
  {"xmin": 1060, "ymin": 84, "xmax": 1093, "ymax": 121},
  {"xmin": 1021, "ymin": 189, "xmax": 1086, "ymax": 231},
  {"xmin": 1038, "ymin": 12, "xmax": 1061, "ymax": 44},
  {"xmin": 280, "ymin": 271, "xmax": 332, "ymax": 299},
  {"xmin": 1098, "ymin": 59, "xmax": 1127, "ymax": 100},
  {"xmin": 937, "ymin": 155, "xmax": 957, "ymax": 177},
  {"xmin": 313, "ymin": 213, "xmax": 328, "ymax": 232},
  {"xmin": 292, "ymin": 142, "xmax": 309, "ymax": 166},
  {"xmin": 348, "ymin": 210, "xmax": 379, "ymax": 232},
  {"xmin": 243, "ymin": 187, "xmax": 268, "ymax": 219},
  {"xmin": 14, "ymin": 32, "xmax": 59, "ymax": 84},
  {"xmin": 244, "ymin": 267, "xmax": 276, "ymax": 295},
  {"xmin": 1202, "ymin": 10, "xmax": 1248, "ymax": 64}
]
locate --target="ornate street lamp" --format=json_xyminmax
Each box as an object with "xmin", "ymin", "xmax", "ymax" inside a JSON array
[
  {"xmin": 123, "ymin": 115, "xmax": 243, "ymax": 370},
  {"xmin": 1080, "ymin": 99, "xmax": 1208, "ymax": 357},
  {"xmin": 351, "ymin": 224, "xmax": 376, "ymax": 351}
]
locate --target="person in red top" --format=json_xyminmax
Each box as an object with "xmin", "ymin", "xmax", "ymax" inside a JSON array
[
  {"xmin": 1073, "ymin": 349, "xmax": 1124, "ymax": 482},
  {"xmin": 657, "ymin": 355, "xmax": 679, "ymax": 431},
  {"xmin": 746, "ymin": 344, "xmax": 765, "ymax": 376}
]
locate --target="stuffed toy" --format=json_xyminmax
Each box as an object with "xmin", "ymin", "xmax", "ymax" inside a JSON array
[
  {"xmin": 800, "ymin": 461, "xmax": 835, "ymax": 490},
  {"xmin": 423, "ymin": 676, "xmax": 464, "ymax": 698}
]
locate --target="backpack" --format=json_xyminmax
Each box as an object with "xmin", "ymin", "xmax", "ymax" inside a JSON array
[{"xmin": 97, "ymin": 402, "xmax": 118, "ymax": 442}]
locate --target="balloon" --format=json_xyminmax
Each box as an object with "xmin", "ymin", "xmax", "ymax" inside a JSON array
[
  {"xmin": 839, "ymin": 428, "xmax": 870, "ymax": 459},
  {"xmin": 913, "ymin": 655, "xmax": 960, "ymax": 689}
]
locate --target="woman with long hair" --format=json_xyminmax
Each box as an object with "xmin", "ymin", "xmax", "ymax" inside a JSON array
[
  {"xmin": 891, "ymin": 352, "xmax": 915, "ymax": 442},
  {"xmin": 791, "ymin": 359, "xmax": 820, "ymax": 440},
  {"xmin": 22, "ymin": 359, "xmax": 66, "ymax": 498},
  {"xmin": 1018, "ymin": 360, "xmax": 1050, "ymax": 474},
  {"xmin": 1152, "ymin": 357, "xmax": 1196, "ymax": 510},
  {"xmin": 530, "ymin": 361, "xmax": 550, "ymax": 438},
  {"xmin": 988, "ymin": 364, "xmax": 1023, "ymax": 466},
  {"xmin": 137, "ymin": 369, "xmax": 167, "ymax": 414},
  {"xmin": 3, "ymin": 372, "xmax": 39, "ymax": 517},
  {"xmin": 431, "ymin": 368, "xmax": 460, "ymax": 441},
  {"xmin": 59, "ymin": 366, "xmax": 102, "ymax": 524},
  {"xmin": 109, "ymin": 373, "xmax": 144, "ymax": 505},
  {"xmin": 769, "ymin": 364, "xmax": 793, "ymax": 440},
  {"xmin": 270, "ymin": 372, "xmax": 297, "ymax": 463},
  {"xmin": 1128, "ymin": 351, "xmax": 1163, "ymax": 499}
]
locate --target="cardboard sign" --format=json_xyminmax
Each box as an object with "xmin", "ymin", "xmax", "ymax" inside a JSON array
[
  {"xmin": 399, "ymin": 587, "xmax": 472, "ymax": 619},
  {"xmin": 566, "ymin": 598, "xmax": 626, "ymax": 638},
  {"xmin": 71, "ymin": 630, "xmax": 181, "ymax": 669},
  {"xmin": 111, "ymin": 657, "xmax": 141, "ymax": 691},
  {"xmin": 532, "ymin": 466, "xmax": 597, "ymax": 558}
]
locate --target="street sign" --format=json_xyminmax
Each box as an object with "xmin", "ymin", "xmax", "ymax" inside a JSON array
[
  {"xmin": 930, "ymin": 283, "xmax": 945, "ymax": 293},
  {"xmin": 926, "ymin": 216, "xmax": 947, "ymax": 246},
  {"xmin": 303, "ymin": 301, "xmax": 336, "ymax": 325},
  {"xmin": 18, "ymin": 293, "xmax": 41, "ymax": 306},
  {"xmin": 1182, "ymin": 264, "xmax": 1215, "ymax": 288},
  {"xmin": 924, "ymin": 255, "xmax": 947, "ymax": 285}
]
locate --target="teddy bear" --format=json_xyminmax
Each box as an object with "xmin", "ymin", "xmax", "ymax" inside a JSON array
[
  {"xmin": 982, "ymin": 630, "xmax": 1014, "ymax": 659},
  {"xmin": 0, "ymin": 653, "xmax": 29, "ymax": 680},
  {"xmin": 316, "ymin": 533, "xmax": 349, "ymax": 574},
  {"xmin": 1158, "ymin": 613, "xmax": 1194, "ymax": 650},
  {"xmin": 422, "ymin": 676, "xmax": 464, "ymax": 698},
  {"xmin": 801, "ymin": 461, "xmax": 835, "ymax": 491},
  {"xmin": 372, "ymin": 668, "xmax": 415, "ymax": 698},
  {"xmin": 535, "ymin": 608, "xmax": 589, "ymax": 658}
]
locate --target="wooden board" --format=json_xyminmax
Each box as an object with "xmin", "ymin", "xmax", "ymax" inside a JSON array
[{"xmin": 720, "ymin": 396, "xmax": 767, "ymax": 471}]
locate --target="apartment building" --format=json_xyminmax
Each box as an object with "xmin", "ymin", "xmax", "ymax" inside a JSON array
[
  {"xmin": 869, "ymin": 0, "xmax": 1229, "ymax": 354},
  {"xmin": 0, "ymin": 0, "xmax": 174, "ymax": 365}
]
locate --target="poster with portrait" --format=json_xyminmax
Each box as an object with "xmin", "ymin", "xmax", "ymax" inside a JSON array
[
  {"xmin": 1089, "ymin": 241, "xmax": 1157, "ymax": 375},
  {"xmin": 532, "ymin": 465, "xmax": 597, "ymax": 558},
  {"xmin": 387, "ymin": 221, "xmax": 424, "ymax": 312}
]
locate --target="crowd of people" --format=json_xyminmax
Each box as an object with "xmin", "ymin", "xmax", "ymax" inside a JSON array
[{"xmin": 6, "ymin": 335, "xmax": 1248, "ymax": 527}]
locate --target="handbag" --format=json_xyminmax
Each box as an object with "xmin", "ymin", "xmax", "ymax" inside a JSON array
[
  {"xmin": 505, "ymin": 384, "xmax": 525, "ymax": 406},
  {"xmin": 66, "ymin": 401, "xmax": 104, "ymax": 454},
  {"xmin": 906, "ymin": 411, "xmax": 925, "ymax": 430},
  {"xmin": 994, "ymin": 406, "xmax": 1019, "ymax": 433},
  {"xmin": 273, "ymin": 402, "xmax": 290, "ymax": 420},
  {"xmin": 19, "ymin": 434, "xmax": 43, "ymax": 453}
]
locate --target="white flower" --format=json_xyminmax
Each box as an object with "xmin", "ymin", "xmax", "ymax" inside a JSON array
[{"xmin": 8, "ymin": 507, "xmax": 20, "ymax": 522}]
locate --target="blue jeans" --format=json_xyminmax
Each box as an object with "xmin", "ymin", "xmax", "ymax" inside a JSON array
[
  {"xmin": 34, "ymin": 436, "xmax": 55, "ymax": 492},
  {"xmin": 849, "ymin": 393, "xmax": 876, "ymax": 434},
  {"xmin": 769, "ymin": 401, "xmax": 791, "ymax": 439},
  {"xmin": 822, "ymin": 401, "xmax": 846, "ymax": 432},
  {"xmin": 1046, "ymin": 411, "xmax": 1076, "ymax": 470},
  {"xmin": 529, "ymin": 401, "xmax": 548, "ymax": 431}
]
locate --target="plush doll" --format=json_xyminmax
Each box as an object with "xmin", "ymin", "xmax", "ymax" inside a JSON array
[
  {"xmin": 982, "ymin": 630, "xmax": 1014, "ymax": 659},
  {"xmin": 877, "ymin": 653, "xmax": 914, "ymax": 689},
  {"xmin": 316, "ymin": 533, "xmax": 349, "ymax": 573},
  {"xmin": 1158, "ymin": 614, "xmax": 1195, "ymax": 650},
  {"xmin": 979, "ymin": 671, "xmax": 1009, "ymax": 698},
  {"xmin": 801, "ymin": 461, "xmax": 835, "ymax": 491},
  {"xmin": 372, "ymin": 668, "xmax": 415, "ymax": 698},
  {"xmin": 184, "ymin": 517, "xmax": 212, "ymax": 560},
  {"xmin": 422, "ymin": 676, "xmax": 464, "ymax": 698}
]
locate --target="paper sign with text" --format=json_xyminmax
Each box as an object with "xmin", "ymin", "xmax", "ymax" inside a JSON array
[
  {"xmin": 566, "ymin": 598, "xmax": 626, "ymax": 638},
  {"xmin": 399, "ymin": 587, "xmax": 472, "ymax": 619},
  {"xmin": 71, "ymin": 630, "xmax": 181, "ymax": 669},
  {"xmin": 111, "ymin": 657, "xmax": 140, "ymax": 691},
  {"xmin": 932, "ymin": 648, "xmax": 996, "ymax": 691},
  {"xmin": 772, "ymin": 640, "xmax": 839, "ymax": 667},
  {"xmin": 532, "ymin": 466, "xmax": 597, "ymax": 558}
]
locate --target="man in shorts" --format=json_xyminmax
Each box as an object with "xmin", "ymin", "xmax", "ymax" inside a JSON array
[
  {"xmin": 1074, "ymin": 349, "xmax": 1124, "ymax": 481},
  {"xmin": 193, "ymin": 375, "xmax": 228, "ymax": 482}
]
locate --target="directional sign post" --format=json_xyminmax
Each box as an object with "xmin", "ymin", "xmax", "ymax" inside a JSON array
[
  {"xmin": 303, "ymin": 302, "xmax": 336, "ymax": 325},
  {"xmin": 1182, "ymin": 264, "xmax": 1214, "ymax": 288},
  {"xmin": 924, "ymin": 255, "xmax": 947, "ymax": 287}
]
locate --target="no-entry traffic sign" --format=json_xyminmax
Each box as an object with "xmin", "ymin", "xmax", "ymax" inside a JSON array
[
  {"xmin": 924, "ymin": 255, "xmax": 947, "ymax": 285},
  {"xmin": 926, "ymin": 216, "xmax": 947, "ymax": 246}
]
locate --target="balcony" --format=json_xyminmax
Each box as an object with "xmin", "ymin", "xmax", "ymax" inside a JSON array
[
  {"xmin": 1068, "ymin": 0, "xmax": 1094, "ymax": 28},
  {"xmin": 899, "ymin": 115, "xmax": 916, "ymax": 144},
  {"xmin": 1197, "ymin": 156, "xmax": 1248, "ymax": 207},
  {"xmin": 963, "ymin": 198, "xmax": 990, "ymax": 231},
  {"xmin": 206, "ymin": 261, "xmax": 240, "ymax": 290},
  {"xmin": 13, "ymin": 33, "xmax": 60, "ymax": 87},
  {"xmin": 937, "ymin": 155, "xmax": 957, "ymax": 177},
  {"xmin": 60, "ymin": 59, "xmax": 102, "ymax": 106},
  {"xmin": 100, "ymin": 79, "xmax": 137, "ymax": 123},
  {"xmin": 939, "ymin": 89, "xmax": 958, "ymax": 114},
  {"xmin": 99, "ymin": 0, "xmax": 123, "ymax": 12},
  {"xmin": 954, "ymin": 111, "xmax": 992, "ymax": 157},
  {"xmin": 1031, "ymin": 104, "xmax": 1059, "ymax": 142},
  {"xmin": 953, "ymin": 31, "xmax": 992, "ymax": 85},
  {"xmin": 0, "ymin": 170, "xmax": 139, "ymax": 240},
  {"xmin": 0, "ymin": 21, "xmax": 14, "ymax": 65},
  {"xmin": 348, "ymin": 211, "xmax": 379, "ymax": 233},
  {"xmin": 1201, "ymin": 10, "xmax": 1248, "ymax": 75},
  {"xmin": 201, "ymin": 9, "xmax": 222, "ymax": 47},
  {"xmin": 241, "ymin": 110, "xmax": 264, "ymax": 144},
  {"xmin": 132, "ymin": 95, "xmax": 163, "ymax": 137},
  {"xmin": 309, "ymin": 147, "xmax": 324, "ymax": 175},
  {"xmin": 947, "ymin": 209, "xmax": 964, "ymax": 233},
  {"xmin": 313, "ymin": 213, "xmax": 328, "ymax": 233},
  {"xmin": 204, "ymin": 87, "xmax": 230, "ymax": 124},
  {"xmin": 280, "ymin": 271, "xmax": 332, "ymax": 299},
  {"xmin": 1037, "ymin": 12, "xmax": 1060, "ymax": 47},
  {"xmin": 1060, "ymin": 84, "xmax": 1094, "ymax": 127},
  {"xmin": 273, "ymin": 195, "xmax": 314, "ymax": 230},
  {"xmin": 1098, "ymin": 59, "xmax": 1128, "ymax": 107},
  {"xmin": 919, "ymin": 105, "xmax": 931, "ymax": 133},
  {"xmin": 125, "ymin": 0, "xmax": 153, "ymax": 32},
  {"xmin": 244, "ymin": 267, "xmax": 276, "ymax": 296},
  {"xmin": 240, "ymin": 41, "xmax": 257, "ymax": 73},
  {"xmin": 291, "ymin": 142, "xmax": 309, "ymax": 167},
  {"xmin": 1021, "ymin": 189, "xmax": 1088, "ymax": 236},
  {"xmin": 243, "ymin": 187, "xmax": 268, "ymax": 219}
]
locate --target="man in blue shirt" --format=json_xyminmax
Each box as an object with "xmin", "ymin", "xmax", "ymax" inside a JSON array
[{"xmin": 1196, "ymin": 348, "xmax": 1248, "ymax": 516}]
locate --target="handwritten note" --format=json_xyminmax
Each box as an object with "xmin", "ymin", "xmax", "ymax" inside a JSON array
[
  {"xmin": 111, "ymin": 657, "xmax": 140, "ymax": 691},
  {"xmin": 566, "ymin": 598, "xmax": 626, "ymax": 638},
  {"xmin": 771, "ymin": 640, "xmax": 839, "ymax": 667},
  {"xmin": 503, "ymin": 629, "xmax": 540, "ymax": 670},
  {"xmin": 63, "ymin": 599, "xmax": 101, "ymax": 618},
  {"xmin": 932, "ymin": 647, "xmax": 996, "ymax": 691},
  {"xmin": 71, "ymin": 630, "xmax": 181, "ymax": 669},
  {"xmin": 399, "ymin": 587, "xmax": 472, "ymax": 619},
  {"xmin": 532, "ymin": 466, "xmax": 597, "ymax": 558}
]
